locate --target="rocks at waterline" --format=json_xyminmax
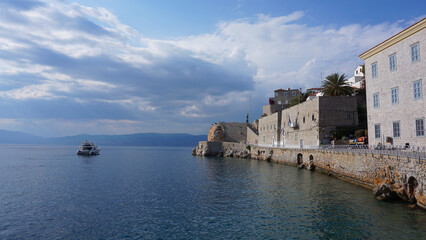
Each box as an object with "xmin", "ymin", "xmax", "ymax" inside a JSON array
[
  {"xmin": 374, "ymin": 183, "xmax": 403, "ymax": 201},
  {"xmin": 192, "ymin": 142, "xmax": 250, "ymax": 158},
  {"xmin": 306, "ymin": 163, "xmax": 315, "ymax": 171}
]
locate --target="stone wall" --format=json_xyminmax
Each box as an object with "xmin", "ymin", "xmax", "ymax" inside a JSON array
[
  {"xmin": 193, "ymin": 141, "xmax": 248, "ymax": 158},
  {"xmin": 258, "ymin": 96, "xmax": 359, "ymax": 148},
  {"xmin": 258, "ymin": 112, "xmax": 280, "ymax": 146},
  {"xmin": 246, "ymin": 126, "xmax": 259, "ymax": 145},
  {"xmin": 250, "ymin": 146, "xmax": 426, "ymax": 209},
  {"xmin": 194, "ymin": 141, "xmax": 426, "ymax": 209},
  {"xmin": 281, "ymin": 97, "xmax": 320, "ymax": 148},
  {"xmin": 207, "ymin": 122, "xmax": 247, "ymax": 143}
]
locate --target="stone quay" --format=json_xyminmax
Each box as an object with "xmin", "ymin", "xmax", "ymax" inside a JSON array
[{"xmin": 193, "ymin": 141, "xmax": 426, "ymax": 209}]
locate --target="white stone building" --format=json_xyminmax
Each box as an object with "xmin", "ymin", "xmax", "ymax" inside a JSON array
[
  {"xmin": 346, "ymin": 65, "xmax": 365, "ymax": 89},
  {"xmin": 359, "ymin": 18, "xmax": 426, "ymax": 147},
  {"xmin": 306, "ymin": 66, "xmax": 365, "ymax": 102}
]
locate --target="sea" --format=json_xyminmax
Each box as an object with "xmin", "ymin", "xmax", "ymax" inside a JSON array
[{"xmin": 0, "ymin": 145, "xmax": 425, "ymax": 239}]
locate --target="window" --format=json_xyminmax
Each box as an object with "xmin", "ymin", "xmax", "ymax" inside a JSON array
[
  {"xmin": 372, "ymin": 62, "xmax": 378, "ymax": 78},
  {"xmin": 274, "ymin": 124, "xmax": 276, "ymax": 130},
  {"xmin": 312, "ymin": 114, "xmax": 315, "ymax": 121},
  {"xmin": 295, "ymin": 132, "xmax": 298, "ymax": 141},
  {"xmin": 393, "ymin": 121, "xmax": 400, "ymax": 138},
  {"xmin": 284, "ymin": 92, "xmax": 287, "ymax": 96},
  {"xmin": 414, "ymin": 80, "xmax": 422, "ymax": 99},
  {"xmin": 303, "ymin": 117, "xmax": 305, "ymax": 123},
  {"xmin": 285, "ymin": 100, "xmax": 288, "ymax": 104},
  {"xmin": 391, "ymin": 87, "xmax": 398, "ymax": 104},
  {"xmin": 263, "ymin": 136, "xmax": 265, "ymax": 142},
  {"xmin": 347, "ymin": 113, "xmax": 352, "ymax": 119},
  {"xmin": 278, "ymin": 101, "xmax": 281, "ymax": 105},
  {"xmin": 389, "ymin": 53, "xmax": 396, "ymax": 71},
  {"xmin": 292, "ymin": 91, "xmax": 296, "ymax": 96},
  {"xmin": 416, "ymin": 119, "xmax": 424, "ymax": 137},
  {"xmin": 275, "ymin": 92, "xmax": 278, "ymax": 97},
  {"xmin": 373, "ymin": 93, "xmax": 379, "ymax": 108},
  {"xmin": 375, "ymin": 124, "xmax": 381, "ymax": 139},
  {"xmin": 411, "ymin": 43, "xmax": 420, "ymax": 62}
]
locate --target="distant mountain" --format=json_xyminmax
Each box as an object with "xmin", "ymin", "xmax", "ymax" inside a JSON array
[
  {"xmin": 0, "ymin": 130, "xmax": 206, "ymax": 146},
  {"xmin": 0, "ymin": 129, "xmax": 46, "ymax": 144}
]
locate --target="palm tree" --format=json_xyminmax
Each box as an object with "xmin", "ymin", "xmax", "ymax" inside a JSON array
[{"xmin": 321, "ymin": 73, "xmax": 354, "ymax": 96}]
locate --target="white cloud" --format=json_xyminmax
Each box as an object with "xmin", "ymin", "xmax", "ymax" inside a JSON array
[
  {"xmin": 180, "ymin": 105, "xmax": 208, "ymax": 118},
  {"xmin": 0, "ymin": 0, "xmax": 416, "ymax": 136},
  {"xmin": 171, "ymin": 14, "xmax": 404, "ymax": 93},
  {"xmin": 203, "ymin": 91, "xmax": 250, "ymax": 107}
]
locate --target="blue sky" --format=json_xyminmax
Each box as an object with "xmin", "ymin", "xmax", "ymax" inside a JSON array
[{"xmin": 0, "ymin": 0, "xmax": 424, "ymax": 137}]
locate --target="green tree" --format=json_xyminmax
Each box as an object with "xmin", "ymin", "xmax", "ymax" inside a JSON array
[
  {"xmin": 321, "ymin": 73, "xmax": 354, "ymax": 96},
  {"xmin": 290, "ymin": 91, "xmax": 312, "ymax": 106}
]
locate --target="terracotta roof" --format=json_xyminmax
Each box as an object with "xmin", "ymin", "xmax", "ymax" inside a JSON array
[{"xmin": 274, "ymin": 88, "xmax": 299, "ymax": 92}]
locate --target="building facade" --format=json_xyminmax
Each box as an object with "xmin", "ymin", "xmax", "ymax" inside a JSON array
[
  {"xmin": 359, "ymin": 18, "xmax": 426, "ymax": 147},
  {"xmin": 258, "ymin": 96, "xmax": 359, "ymax": 148},
  {"xmin": 258, "ymin": 111, "xmax": 281, "ymax": 146},
  {"xmin": 262, "ymin": 88, "xmax": 301, "ymax": 115}
]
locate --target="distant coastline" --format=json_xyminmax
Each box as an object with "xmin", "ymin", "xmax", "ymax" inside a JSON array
[{"xmin": 0, "ymin": 129, "xmax": 206, "ymax": 147}]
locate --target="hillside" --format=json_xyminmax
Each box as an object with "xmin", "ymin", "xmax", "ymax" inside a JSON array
[{"xmin": 0, "ymin": 130, "xmax": 206, "ymax": 146}]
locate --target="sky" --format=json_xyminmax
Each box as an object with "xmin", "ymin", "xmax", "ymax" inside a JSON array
[{"xmin": 0, "ymin": 0, "xmax": 424, "ymax": 137}]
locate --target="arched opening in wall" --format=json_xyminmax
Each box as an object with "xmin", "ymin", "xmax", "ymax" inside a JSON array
[
  {"xmin": 309, "ymin": 155, "xmax": 314, "ymax": 163},
  {"xmin": 407, "ymin": 176, "xmax": 418, "ymax": 203},
  {"xmin": 297, "ymin": 153, "xmax": 303, "ymax": 165}
]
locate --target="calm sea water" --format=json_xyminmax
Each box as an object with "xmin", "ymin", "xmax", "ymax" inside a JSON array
[{"xmin": 0, "ymin": 145, "xmax": 425, "ymax": 239}]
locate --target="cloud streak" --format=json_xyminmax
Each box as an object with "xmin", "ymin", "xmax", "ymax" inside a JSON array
[{"xmin": 0, "ymin": 0, "xmax": 411, "ymax": 136}]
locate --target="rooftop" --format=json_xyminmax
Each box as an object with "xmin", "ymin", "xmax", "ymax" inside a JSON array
[{"xmin": 274, "ymin": 88, "xmax": 300, "ymax": 92}]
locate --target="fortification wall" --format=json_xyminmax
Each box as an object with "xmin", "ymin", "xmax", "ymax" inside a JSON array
[
  {"xmin": 250, "ymin": 146, "xmax": 426, "ymax": 209},
  {"xmin": 208, "ymin": 122, "xmax": 247, "ymax": 143},
  {"xmin": 246, "ymin": 126, "xmax": 259, "ymax": 145},
  {"xmin": 193, "ymin": 141, "xmax": 248, "ymax": 157},
  {"xmin": 194, "ymin": 141, "xmax": 426, "ymax": 209}
]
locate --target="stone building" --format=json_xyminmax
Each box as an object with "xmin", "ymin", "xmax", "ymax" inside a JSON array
[
  {"xmin": 258, "ymin": 111, "xmax": 281, "ymax": 146},
  {"xmin": 258, "ymin": 96, "xmax": 359, "ymax": 148},
  {"xmin": 359, "ymin": 18, "xmax": 426, "ymax": 147},
  {"xmin": 262, "ymin": 88, "xmax": 301, "ymax": 115}
]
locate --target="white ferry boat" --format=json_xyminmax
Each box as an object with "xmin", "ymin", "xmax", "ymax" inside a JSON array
[{"xmin": 77, "ymin": 140, "xmax": 101, "ymax": 155}]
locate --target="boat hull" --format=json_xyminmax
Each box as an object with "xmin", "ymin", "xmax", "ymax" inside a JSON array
[
  {"xmin": 77, "ymin": 140, "xmax": 101, "ymax": 155},
  {"xmin": 77, "ymin": 150, "xmax": 100, "ymax": 155}
]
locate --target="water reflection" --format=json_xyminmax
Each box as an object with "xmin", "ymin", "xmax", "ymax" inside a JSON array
[
  {"xmin": 196, "ymin": 155, "xmax": 426, "ymax": 239},
  {"xmin": 1, "ymin": 146, "xmax": 425, "ymax": 239},
  {"xmin": 77, "ymin": 155, "xmax": 97, "ymax": 164}
]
